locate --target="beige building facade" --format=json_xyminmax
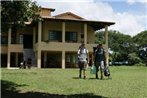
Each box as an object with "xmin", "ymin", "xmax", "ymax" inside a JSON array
[{"xmin": 1, "ymin": 8, "xmax": 115, "ymax": 69}]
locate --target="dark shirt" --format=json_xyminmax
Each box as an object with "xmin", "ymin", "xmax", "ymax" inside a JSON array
[{"xmin": 95, "ymin": 47, "xmax": 105, "ymax": 62}]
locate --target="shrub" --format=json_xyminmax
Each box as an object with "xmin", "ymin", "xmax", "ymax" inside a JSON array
[
  {"xmin": 128, "ymin": 53, "xmax": 142, "ymax": 65},
  {"xmin": 134, "ymin": 62, "xmax": 146, "ymax": 66}
]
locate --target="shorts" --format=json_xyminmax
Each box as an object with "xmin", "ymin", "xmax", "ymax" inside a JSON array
[
  {"xmin": 78, "ymin": 61, "xmax": 87, "ymax": 70},
  {"xmin": 95, "ymin": 61, "xmax": 104, "ymax": 71}
]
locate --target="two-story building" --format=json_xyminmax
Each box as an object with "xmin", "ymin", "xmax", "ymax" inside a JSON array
[{"xmin": 1, "ymin": 7, "xmax": 115, "ymax": 69}]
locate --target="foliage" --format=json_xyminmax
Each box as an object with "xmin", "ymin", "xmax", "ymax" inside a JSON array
[
  {"xmin": 95, "ymin": 30, "xmax": 147, "ymax": 65},
  {"xmin": 134, "ymin": 62, "xmax": 146, "ymax": 66},
  {"xmin": 1, "ymin": 0, "xmax": 41, "ymax": 32},
  {"xmin": 95, "ymin": 31, "xmax": 105, "ymax": 44},
  {"xmin": 133, "ymin": 30, "xmax": 147, "ymax": 46},
  {"xmin": 128, "ymin": 53, "xmax": 142, "ymax": 65},
  {"xmin": 96, "ymin": 30, "xmax": 135, "ymax": 62},
  {"xmin": 133, "ymin": 30, "xmax": 147, "ymax": 65}
]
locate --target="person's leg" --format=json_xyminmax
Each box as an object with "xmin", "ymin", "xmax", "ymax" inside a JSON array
[
  {"xmin": 79, "ymin": 69, "xmax": 82, "ymax": 78},
  {"xmin": 100, "ymin": 61, "xmax": 104, "ymax": 79},
  {"xmin": 83, "ymin": 62, "xmax": 87, "ymax": 79},
  {"xmin": 79, "ymin": 62, "xmax": 82, "ymax": 78},
  {"xmin": 95, "ymin": 61, "xmax": 99, "ymax": 79},
  {"xmin": 83, "ymin": 69, "xmax": 86, "ymax": 79}
]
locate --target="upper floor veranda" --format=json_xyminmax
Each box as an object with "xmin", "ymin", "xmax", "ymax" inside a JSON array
[{"xmin": 1, "ymin": 10, "xmax": 115, "ymax": 53}]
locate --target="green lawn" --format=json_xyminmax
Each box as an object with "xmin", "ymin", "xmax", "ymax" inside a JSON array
[{"xmin": 1, "ymin": 66, "xmax": 147, "ymax": 98}]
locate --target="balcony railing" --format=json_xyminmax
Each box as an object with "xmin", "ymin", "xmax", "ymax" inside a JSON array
[{"xmin": 39, "ymin": 42, "xmax": 97, "ymax": 52}]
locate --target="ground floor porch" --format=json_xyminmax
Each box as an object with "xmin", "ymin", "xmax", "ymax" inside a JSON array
[{"xmin": 2, "ymin": 51, "xmax": 93, "ymax": 68}]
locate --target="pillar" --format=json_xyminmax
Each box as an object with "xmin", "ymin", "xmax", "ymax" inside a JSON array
[
  {"xmin": 38, "ymin": 21, "xmax": 42, "ymax": 43},
  {"xmin": 105, "ymin": 25, "xmax": 109, "ymax": 66},
  {"xmin": 7, "ymin": 27, "xmax": 11, "ymax": 68},
  {"xmin": 37, "ymin": 50, "xmax": 41, "ymax": 68},
  {"xmin": 84, "ymin": 23, "xmax": 87, "ymax": 45},
  {"xmin": 62, "ymin": 51, "xmax": 65, "ymax": 69},
  {"xmin": 62, "ymin": 22, "xmax": 65, "ymax": 43},
  {"xmin": 37, "ymin": 20, "xmax": 42, "ymax": 68}
]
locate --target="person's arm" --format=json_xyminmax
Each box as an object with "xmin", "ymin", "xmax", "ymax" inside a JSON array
[
  {"xmin": 86, "ymin": 49, "xmax": 89, "ymax": 63},
  {"xmin": 77, "ymin": 49, "xmax": 80, "ymax": 59},
  {"xmin": 93, "ymin": 49, "xmax": 97, "ymax": 63}
]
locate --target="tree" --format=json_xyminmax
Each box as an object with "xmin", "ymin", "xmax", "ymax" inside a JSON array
[
  {"xmin": 133, "ymin": 30, "xmax": 147, "ymax": 46},
  {"xmin": 95, "ymin": 30, "xmax": 135, "ymax": 63},
  {"xmin": 133, "ymin": 30, "xmax": 147, "ymax": 65},
  {"xmin": 128, "ymin": 53, "xmax": 142, "ymax": 65},
  {"xmin": 1, "ymin": 0, "xmax": 41, "ymax": 32}
]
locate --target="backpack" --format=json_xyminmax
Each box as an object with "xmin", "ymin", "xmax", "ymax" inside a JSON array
[
  {"xmin": 78, "ymin": 47, "xmax": 88, "ymax": 62},
  {"xmin": 104, "ymin": 66, "xmax": 110, "ymax": 76}
]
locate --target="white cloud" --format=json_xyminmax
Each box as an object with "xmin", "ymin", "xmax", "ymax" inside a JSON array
[
  {"xmin": 110, "ymin": 13, "xmax": 144, "ymax": 36},
  {"xmin": 37, "ymin": 1, "xmax": 146, "ymax": 36},
  {"xmin": 127, "ymin": 0, "xmax": 147, "ymax": 5},
  {"xmin": 35, "ymin": 0, "xmax": 94, "ymax": 3}
]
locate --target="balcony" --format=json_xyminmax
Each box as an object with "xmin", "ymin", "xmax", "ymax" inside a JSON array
[
  {"xmin": 1, "ymin": 45, "xmax": 8, "ymax": 54},
  {"xmin": 9, "ymin": 44, "xmax": 23, "ymax": 52},
  {"xmin": 39, "ymin": 42, "xmax": 97, "ymax": 52}
]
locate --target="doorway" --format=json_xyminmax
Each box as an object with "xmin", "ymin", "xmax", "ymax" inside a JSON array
[{"xmin": 23, "ymin": 35, "xmax": 33, "ymax": 49}]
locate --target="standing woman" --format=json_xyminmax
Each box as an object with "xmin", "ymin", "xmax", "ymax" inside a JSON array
[{"xmin": 77, "ymin": 43, "xmax": 89, "ymax": 79}]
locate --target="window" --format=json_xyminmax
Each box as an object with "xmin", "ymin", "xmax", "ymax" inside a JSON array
[
  {"xmin": 1, "ymin": 36, "xmax": 8, "ymax": 44},
  {"xmin": 65, "ymin": 32, "xmax": 77, "ymax": 42},
  {"xmin": 18, "ymin": 35, "xmax": 23, "ymax": 44},
  {"xmin": 65, "ymin": 53, "xmax": 78, "ymax": 68},
  {"xmin": 48, "ymin": 31, "xmax": 62, "ymax": 42},
  {"xmin": 20, "ymin": 35, "xmax": 23, "ymax": 44}
]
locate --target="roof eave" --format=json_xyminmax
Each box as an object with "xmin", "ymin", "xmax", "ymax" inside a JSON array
[{"xmin": 42, "ymin": 17, "xmax": 115, "ymax": 30}]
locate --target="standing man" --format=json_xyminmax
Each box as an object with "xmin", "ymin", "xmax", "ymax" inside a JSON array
[
  {"xmin": 78, "ymin": 43, "xmax": 89, "ymax": 79},
  {"xmin": 94, "ymin": 44, "xmax": 105, "ymax": 79}
]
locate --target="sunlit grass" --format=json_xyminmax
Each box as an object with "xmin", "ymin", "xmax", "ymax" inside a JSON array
[{"xmin": 1, "ymin": 66, "xmax": 147, "ymax": 98}]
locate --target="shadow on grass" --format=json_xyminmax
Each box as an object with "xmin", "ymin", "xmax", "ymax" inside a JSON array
[
  {"xmin": 1, "ymin": 80, "xmax": 108, "ymax": 98},
  {"xmin": 88, "ymin": 78, "xmax": 112, "ymax": 80},
  {"xmin": 72, "ymin": 77, "xmax": 111, "ymax": 80},
  {"xmin": 72, "ymin": 77, "xmax": 81, "ymax": 79}
]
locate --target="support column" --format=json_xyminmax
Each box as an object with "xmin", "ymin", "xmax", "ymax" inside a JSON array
[
  {"xmin": 37, "ymin": 20, "xmax": 42, "ymax": 68},
  {"xmin": 84, "ymin": 23, "xmax": 87, "ymax": 45},
  {"xmin": 37, "ymin": 50, "xmax": 41, "ymax": 68},
  {"xmin": 7, "ymin": 52, "xmax": 11, "ymax": 68},
  {"xmin": 105, "ymin": 25, "xmax": 109, "ymax": 66},
  {"xmin": 38, "ymin": 21, "xmax": 42, "ymax": 43},
  {"xmin": 7, "ymin": 27, "xmax": 11, "ymax": 68},
  {"xmin": 62, "ymin": 22, "xmax": 65, "ymax": 43},
  {"xmin": 62, "ymin": 51, "xmax": 65, "ymax": 69}
]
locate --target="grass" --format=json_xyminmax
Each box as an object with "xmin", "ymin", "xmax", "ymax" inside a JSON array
[{"xmin": 1, "ymin": 66, "xmax": 147, "ymax": 98}]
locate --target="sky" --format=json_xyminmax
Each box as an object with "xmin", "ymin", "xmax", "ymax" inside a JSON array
[{"xmin": 34, "ymin": 0, "xmax": 147, "ymax": 36}]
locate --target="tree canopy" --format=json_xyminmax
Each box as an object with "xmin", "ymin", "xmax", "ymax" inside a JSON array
[
  {"xmin": 133, "ymin": 31, "xmax": 147, "ymax": 64},
  {"xmin": 133, "ymin": 30, "xmax": 147, "ymax": 46},
  {"xmin": 95, "ymin": 30, "xmax": 147, "ymax": 65},
  {"xmin": 1, "ymin": 0, "xmax": 41, "ymax": 32}
]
